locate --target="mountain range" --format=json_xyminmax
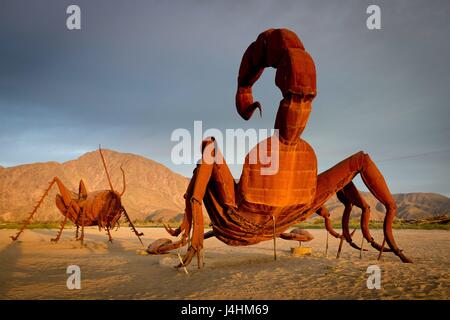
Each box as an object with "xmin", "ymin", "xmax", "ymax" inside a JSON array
[{"xmin": 0, "ymin": 149, "xmax": 448, "ymax": 223}]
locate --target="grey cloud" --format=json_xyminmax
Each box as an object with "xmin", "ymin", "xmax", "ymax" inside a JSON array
[{"xmin": 0, "ymin": 0, "xmax": 449, "ymax": 196}]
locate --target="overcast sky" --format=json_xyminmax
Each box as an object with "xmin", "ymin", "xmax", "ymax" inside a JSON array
[{"xmin": 1, "ymin": 0, "xmax": 449, "ymax": 196}]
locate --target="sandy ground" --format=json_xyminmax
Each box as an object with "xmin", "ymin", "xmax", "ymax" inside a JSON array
[{"xmin": 0, "ymin": 227, "xmax": 448, "ymax": 300}]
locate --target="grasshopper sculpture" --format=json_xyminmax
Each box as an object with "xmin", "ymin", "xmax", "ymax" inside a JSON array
[{"xmin": 11, "ymin": 147, "xmax": 144, "ymax": 245}]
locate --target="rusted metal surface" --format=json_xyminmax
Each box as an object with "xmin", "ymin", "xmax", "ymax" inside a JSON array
[
  {"xmin": 11, "ymin": 147, "xmax": 143, "ymax": 245},
  {"xmin": 150, "ymin": 28, "xmax": 412, "ymax": 267}
]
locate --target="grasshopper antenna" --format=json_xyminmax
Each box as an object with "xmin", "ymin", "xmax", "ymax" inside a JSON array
[
  {"xmin": 119, "ymin": 163, "xmax": 127, "ymax": 197},
  {"xmin": 99, "ymin": 145, "xmax": 115, "ymax": 192}
]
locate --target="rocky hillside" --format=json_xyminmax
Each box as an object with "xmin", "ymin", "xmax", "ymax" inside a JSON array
[
  {"xmin": 324, "ymin": 192, "xmax": 450, "ymax": 221},
  {"xmin": 0, "ymin": 150, "xmax": 448, "ymax": 223},
  {"xmin": 144, "ymin": 208, "xmax": 184, "ymax": 223}
]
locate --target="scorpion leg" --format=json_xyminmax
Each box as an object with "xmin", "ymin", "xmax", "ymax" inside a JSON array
[
  {"xmin": 176, "ymin": 138, "xmax": 237, "ymax": 269},
  {"xmin": 316, "ymin": 206, "xmax": 341, "ymax": 239},
  {"xmin": 162, "ymin": 170, "xmax": 197, "ymax": 239},
  {"xmin": 318, "ymin": 204, "xmax": 361, "ymax": 257},
  {"xmin": 203, "ymin": 230, "xmax": 215, "ymax": 239},
  {"xmin": 147, "ymin": 176, "xmax": 198, "ymax": 254},
  {"xmin": 176, "ymin": 230, "xmax": 217, "ymax": 268},
  {"xmin": 149, "ymin": 137, "xmax": 236, "ymax": 269},
  {"xmin": 316, "ymin": 201, "xmax": 367, "ymax": 253},
  {"xmin": 340, "ymin": 182, "xmax": 393, "ymax": 253},
  {"xmin": 336, "ymin": 188, "xmax": 369, "ymax": 252},
  {"xmin": 148, "ymin": 154, "xmax": 209, "ymax": 267},
  {"xmin": 312, "ymin": 151, "xmax": 411, "ymax": 263},
  {"xmin": 177, "ymin": 150, "xmax": 215, "ymax": 269}
]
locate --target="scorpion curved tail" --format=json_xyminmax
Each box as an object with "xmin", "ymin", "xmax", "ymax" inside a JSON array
[{"xmin": 235, "ymin": 28, "xmax": 317, "ymax": 123}]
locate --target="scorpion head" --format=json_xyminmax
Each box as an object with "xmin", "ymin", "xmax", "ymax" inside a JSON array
[{"xmin": 236, "ymin": 28, "xmax": 316, "ymax": 142}]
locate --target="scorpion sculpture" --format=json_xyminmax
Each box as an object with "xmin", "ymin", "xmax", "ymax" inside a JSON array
[
  {"xmin": 11, "ymin": 147, "xmax": 144, "ymax": 245},
  {"xmin": 148, "ymin": 28, "xmax": 412, "ymax": 267}
]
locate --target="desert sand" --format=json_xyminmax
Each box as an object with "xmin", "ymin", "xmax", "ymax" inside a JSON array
[{"xmin": 0, "ymin": 228, "xmax": 448, "ymax": 299}]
